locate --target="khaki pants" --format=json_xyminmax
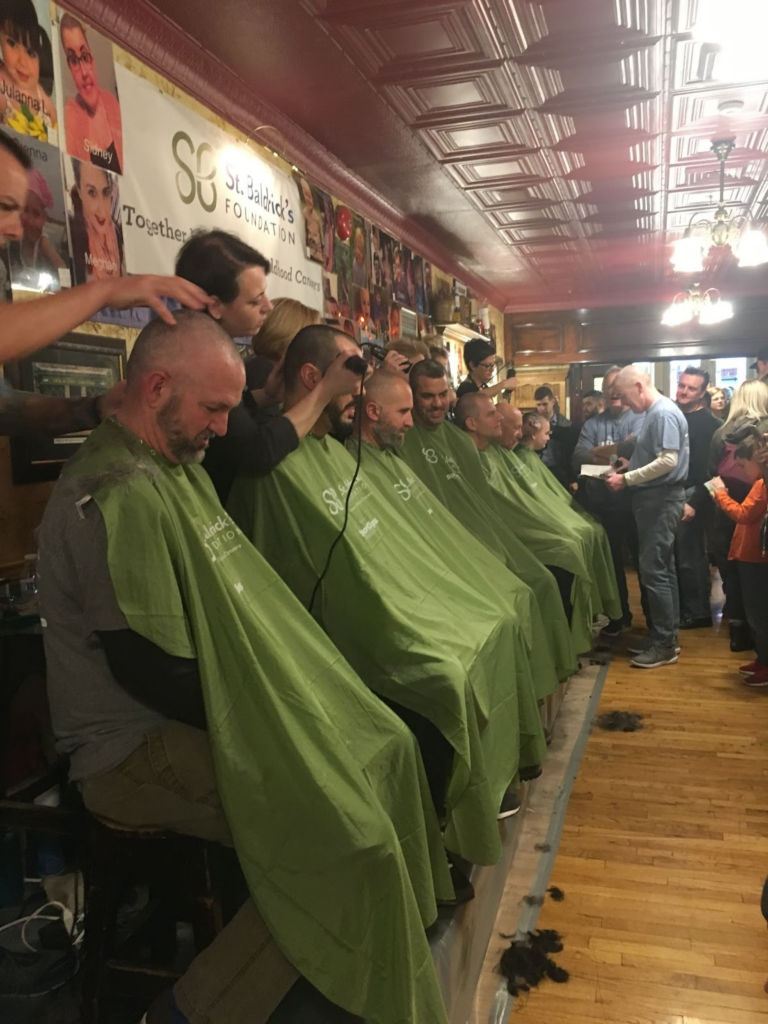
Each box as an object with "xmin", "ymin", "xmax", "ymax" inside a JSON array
[{"xmin": 81, "ymin": 722, "xmax": 299, "ymax": 1024}]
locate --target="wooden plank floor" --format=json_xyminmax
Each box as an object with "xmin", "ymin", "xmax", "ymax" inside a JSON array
[{"xmin": 475, "ymin": 575, "xmax": 768, "ymax": 1024}]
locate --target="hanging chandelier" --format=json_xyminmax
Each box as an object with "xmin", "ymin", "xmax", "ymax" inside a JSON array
[
  {"xmin": 661, "ymin": 285, "xmax": 733, "ymax": 327},
  {"xmin": 670, "ymin": 139, "xmax": 768, "ymax": 273}
]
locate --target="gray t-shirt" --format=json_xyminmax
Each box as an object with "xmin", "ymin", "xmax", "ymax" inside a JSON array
[
  {"xmin": 628, "ymin": 396, "xmax": 690, "ymax": 489},
  {"xmin": 37, "ymin": 480, "xmax": 167, "ymax": 781}
]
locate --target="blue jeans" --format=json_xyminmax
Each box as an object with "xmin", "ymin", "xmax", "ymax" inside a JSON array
[
  {"xmin": 675, "ymin": 486, "xmax": 712, "ymax": 620},
  {"xmin": 632, "ymin": 485, "xmax": 685, "ymax": 648}
]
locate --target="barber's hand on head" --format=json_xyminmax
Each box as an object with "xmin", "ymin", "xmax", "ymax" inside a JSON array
[
  {"xmin": 320, "ymin": 351, "xmax": 367, "ymax": 398},
  {"xmin": 681, "ymin": 502, "xmax": 696, "ymax": 522},
  {"xmin": 605, "ymin": 472, "xmax": 626, "ymax": 492},
  {"xmin": 96, "ymin": 380, "xmax": 127, "ymax": 422},
  {"xmin": 102, "ymin": 275, "xmax": 211, "ymax": 323},
  {"xmin": 382, "ymin": 350, "xmax": 411, "ymax": 377}
]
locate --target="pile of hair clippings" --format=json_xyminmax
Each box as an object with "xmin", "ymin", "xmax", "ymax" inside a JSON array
[
  {"xmin": 497, "ymin": 928, "xmax": 569, "ymax": 996},
  {"xmin": 595, "ymin": 710, "xmax": 645, "ymax": 732}
]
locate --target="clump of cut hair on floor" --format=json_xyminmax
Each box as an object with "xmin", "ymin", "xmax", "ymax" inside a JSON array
[
  {"xmin": 497, "ymin": 929, "xmax": 569, "ymax": 996},
  {"xmin": 595, "ymin": 710, "xmax": 644, "ymax": 732}
]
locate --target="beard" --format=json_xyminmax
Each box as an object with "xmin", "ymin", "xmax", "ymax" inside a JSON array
[
  {"xmin": 158, "ymin": 395, "xmax": 214, "ymax": 465},
  {"xmin": 327, "ymin": 396, "xmax": 358, "ymax": 441},
  {"xmin": 372, "ymin": 420, "xmax": 406, "ymax": 449}
]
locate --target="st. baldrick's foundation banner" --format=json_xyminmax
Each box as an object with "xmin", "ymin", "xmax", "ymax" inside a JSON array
[{"xmin": 115, "ymin": 65, "xmax": 323, "ymax": 310}]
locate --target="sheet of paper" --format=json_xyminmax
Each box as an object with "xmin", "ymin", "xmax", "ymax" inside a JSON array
[{"xmin": 579, "ymin": 464, "xmax": 612, "ymax": 478}]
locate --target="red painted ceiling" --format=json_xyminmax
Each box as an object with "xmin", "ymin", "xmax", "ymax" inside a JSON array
[{"xmin": 71, "ymin": 0, "xmax": 768, "ymax": 312}]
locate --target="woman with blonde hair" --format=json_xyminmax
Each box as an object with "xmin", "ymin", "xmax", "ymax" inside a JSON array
[
  {"xmin": 707, "ymin": 386, "xmax": 727, "ymax": 419},
  {"xmin": 246, "ymin": 296, "xmax": 321, "ymax": 390},
  {"xmin": 708, "ymin": 378, "xmax": 768, "ymax": 651}
]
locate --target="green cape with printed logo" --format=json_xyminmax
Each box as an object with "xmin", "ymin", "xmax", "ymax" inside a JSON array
[
  {"xmin": 61, "ymin": 420, "xmax": 451, "ymax": 1024},
  {"xmin": 504, "ymin": 445, "xmax": 621, "ymax": 622},
  {"xmin": 345, "ymin": 437, "xmax": 556, "ymax": 723},
  {"xmin": 400, "ymin": 420, "xmax": 578, "ymax": 679},
  {"xmin": 479, "ymin": 443, "xmax": 595, "ymax": 653},
  {"xmin": 229, "ymin": 434, "xmax": 536, "ymax": 866}
]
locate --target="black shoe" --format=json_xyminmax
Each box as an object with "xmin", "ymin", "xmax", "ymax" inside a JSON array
[
  {"xmin": 497, "ymin": 786, "xmax": 522, "ymax": 820},
  {"xmin": 679, "ymin": 616, "xmax": 713, "ymax": 630},
  {"xmin": 599, "ymin": 618, "xmax": 629, "ymax": 640},
  {"xmin": 437, "ymin": 860, "xmax": 475, "ymax": 907},
  {"xmin": 730, "ymin": 621, "xmax": 754, "ymax": 653},
  {"xmin": 519, "ymin": 763, "xmax": 542, "ymax": 782}
]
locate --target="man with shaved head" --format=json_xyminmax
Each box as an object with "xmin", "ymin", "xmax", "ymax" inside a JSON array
[
  {"xmin": 38, "ymin": 312, "xmax": 451, "ymax": 1024},
  {"xmin": 457, "ymin": 392, "xmax": 622, "ymax": 655},
  {"xmin": 606, "ymin": 365, "xmax": 690, "ymax": 668},
  {"xmin": 229, "ymin": 327, "xmax": 550, "ymax": 871},
  {"xmin": 346, "ymin": 370, "xmax": 547, "ymax": 774}
]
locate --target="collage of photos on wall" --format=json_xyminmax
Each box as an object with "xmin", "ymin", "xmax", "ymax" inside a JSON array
[
  {"xmin": 297, "ymin": 169, "xmax": 437, "ymax": 345},
  {"xmin": 0, "ymin": 1, "xmax": 126, "ymax": 300}
]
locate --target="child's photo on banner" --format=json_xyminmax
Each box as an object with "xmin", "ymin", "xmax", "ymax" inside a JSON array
[
  {"xmin": 0, "ymin": 0, "xmax": 58, "ymax": 144},
  {"xmin": 6, "ymin": 139, "xmax": 68, "ymax": 292}
]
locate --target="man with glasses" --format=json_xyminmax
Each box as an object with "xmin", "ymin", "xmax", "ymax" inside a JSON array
[{"xmin": 456, "ymin": 338, "xmax": 516, "ymax": 401}]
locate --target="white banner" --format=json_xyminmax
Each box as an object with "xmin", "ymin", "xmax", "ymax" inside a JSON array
[{"xmin": 115, "ymin": 65, "xmax": 323, "ymax": 310}]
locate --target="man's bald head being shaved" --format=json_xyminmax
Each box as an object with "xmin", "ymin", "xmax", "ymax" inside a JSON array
[
  {"xmin": 360, "ymin": 370, "xmax": 414, "ymax": 449},
  {"xmin": 119, "ymin": 310, "xmax": 245, "ymax": 466}
]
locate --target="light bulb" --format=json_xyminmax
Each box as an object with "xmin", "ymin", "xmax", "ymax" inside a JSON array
[
  {"xmin": 734, "ymin": 229, "xmax": 768, "ymax": 267},
  {"xmin": 661, "ymin": 298, "xmax": 693, "ymax": 326},
  {"xmin": 670, "ymin": 235, "xmax": 706, "ymax": 274}
]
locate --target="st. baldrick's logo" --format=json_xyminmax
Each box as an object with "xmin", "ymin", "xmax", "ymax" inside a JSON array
[{"xmin": 172, "ymin": 131, "xmax": 217, "ymax": 213}]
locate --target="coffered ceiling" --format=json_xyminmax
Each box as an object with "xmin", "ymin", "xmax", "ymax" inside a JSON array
[{"xmin": 80, "ymin": 0, "xmax": 768, "ymax": 311}]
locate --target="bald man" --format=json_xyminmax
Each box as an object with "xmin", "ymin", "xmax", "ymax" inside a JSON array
[
  {"xmin": 346, "ymin": 370, "xmax": 548, "ymax": 759},
  {"xmin": 607, "ymin": 366, "xmax": 690, "ymax": 668},
  {"xmin": 38, "ymin": 312, "xmax": 450, "ymax": 1024}
]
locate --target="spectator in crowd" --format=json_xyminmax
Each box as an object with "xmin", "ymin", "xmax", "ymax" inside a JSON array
[
  {"xmin": 174, "ymin": 230, "xmax": 360, "ymax": 501},
  {"xmin": 228, "ymin": 325, "xmax": 542, "ymax": 866},
  {"xmin": 401, "ymin": 360, "xmax": 577, "ymax": 683},
  {"xmin": 245, "ymin": 296, "xmax": 321, "ymax": 391},
  {"xmin": 456, "ymin": 391, "xmax": 611, "ymax": 655},
  {"xmin": 751, "ymin": 345, "xmax": 768, "ymax": 384},
  {"xmin": 534, "ymin": 385, "xmax": 575, "ymax": 488},
  {"xmin": 707, "ymin": 387, "xmax": 727, "ymax": 419},
  {"xmin": 572, "ymin": 365, "xmax": 645, "ymax": 638},
  {"xmin": 675, "ymin": 366, "xmax": 720, "ymax": 630},
  {"xmin": 607, "ymin": 366, "xmax": 689, "ymax": 669},
  {"xmin": 708, "ymin": 435, "xmax": 768, "ymax": 688},
  {"xmin": 38, "ymin": 311, "xmax": 448, "ymax": 1024},
  {"xmin": 456, "ymin": 338, "xmax": 517, "ymax": 401},
  {"xmin": 707, "ymin": 379, "xmax": 768, "ymax": 651},
  {"xmin": 581, "ymin": 389, "xmax": 604, "ymax": 421},
  {"xmin": 0, "ymin": 129, "xmax": 209, "ymax": 433}
]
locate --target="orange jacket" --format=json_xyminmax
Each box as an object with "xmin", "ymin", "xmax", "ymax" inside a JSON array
[{"xmin": 713, "ymin": 479, "xmax": 768, "ymax": 562}]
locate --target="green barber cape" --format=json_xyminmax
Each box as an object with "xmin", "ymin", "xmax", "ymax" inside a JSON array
[
  {"xmin": 501, "ymin": 445, "xmax": 621, "ymax": 622},
  {"xmin": 344, "ymin": 437, "xmax": 549, "ymax": 760},
  {"xmin": 400, "ymin": 420, "xmax": 577, "ymax": 681},
  {"xmin": 62, "ymin": 420, "xmax": 451, "ymax": 1024},
  {"xmin": 229, "ymin": 434, "xmax": 531, "ymax": 866},
  {"xmin": 479, "ymin": 443, "xmax": 595, "ymax": 654}
]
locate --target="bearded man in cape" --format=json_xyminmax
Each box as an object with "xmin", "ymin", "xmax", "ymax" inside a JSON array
[{"xmin": 38, "ymin": 311, "xmax": 451, "ymax": 1024}]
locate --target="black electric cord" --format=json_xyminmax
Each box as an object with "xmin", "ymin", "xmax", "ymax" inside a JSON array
[{"xmin": 307, "ymin": 357, "xmax": 368, "ymax": 616}]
